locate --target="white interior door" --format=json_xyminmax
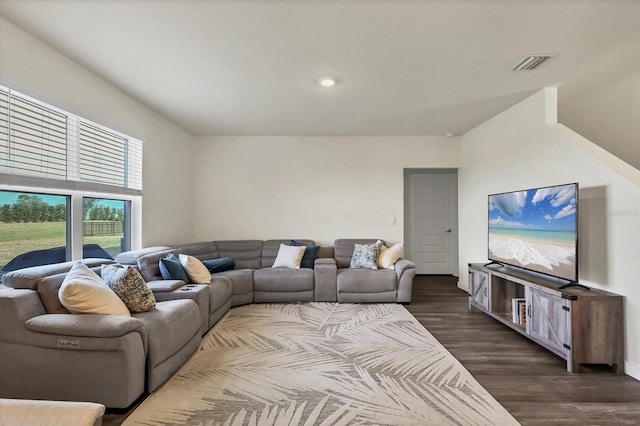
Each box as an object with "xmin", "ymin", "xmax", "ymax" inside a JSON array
[{"xmin": 405, "ymin": 170, "xmax": 458, "ymax": 275}]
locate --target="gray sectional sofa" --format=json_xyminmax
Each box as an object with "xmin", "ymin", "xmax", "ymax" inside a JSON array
[
  {"xmin": 0, "ymin": 259, "xmax": 201, "ymax": 408},
  {"xmin": 0, "ymin": 238, "xmax": 415, "ymax": 409}
]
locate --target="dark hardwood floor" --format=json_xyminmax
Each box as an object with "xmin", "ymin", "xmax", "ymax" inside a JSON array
[
  {"xmin": 407, "ymin": 275, "xmax": 640, "ymax": 425},
  {"xmin": 105, "ymin": 275, "xmax": 640, "ymax": 425}
]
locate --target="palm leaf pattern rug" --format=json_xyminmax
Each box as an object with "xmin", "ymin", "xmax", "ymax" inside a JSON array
[{"xmin": 124, "ymin": 303, "xmax": 519, "ymax": 425}]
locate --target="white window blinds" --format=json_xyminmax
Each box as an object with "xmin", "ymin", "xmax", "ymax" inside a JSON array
[
  {"xmin": 78, "ymin": 121, "xmax": 143, "ymax": 190},
  {"xmin": 0, "ymin": 86, "xmax": 142, "ymax": 193}
]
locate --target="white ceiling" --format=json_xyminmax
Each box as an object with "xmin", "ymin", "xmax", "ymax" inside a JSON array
[{"xmin": 0, "ymin": 0, "xmax": 637, "ymax": 137}]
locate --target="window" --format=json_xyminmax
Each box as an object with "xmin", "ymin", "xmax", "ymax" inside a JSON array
[
  {"xmin": 0, "ymin": 190, "xmax": 69, "ymax": 275},
  {"xmin": 0, "ymin": 86, "xmax": 142, "ymax": 275},
  {"xmin": 82, "ymin": 197, "xmax": 130, "ymax": 258}
]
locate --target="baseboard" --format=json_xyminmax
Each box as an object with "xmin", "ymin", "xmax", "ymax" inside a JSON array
[
  {"xmin": 457, "ymin": 280, "xmax": 468, "ymax": 292},
  {"xmin": 624, "ymin": 361, "xmax": 640, "ymax": 381}
]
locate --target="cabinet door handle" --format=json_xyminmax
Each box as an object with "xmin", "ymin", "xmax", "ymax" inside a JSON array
[
  {"xmin": 527, "ymin": 305, "xmax": 532, "ymax": 318},
  {"xmin": 484, "ymin": 287, "xmax": 488, "ymax": 297}
]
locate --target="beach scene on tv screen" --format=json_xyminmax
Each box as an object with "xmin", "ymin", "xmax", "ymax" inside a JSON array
[{"xmin": 488, "ymin": 184, "xmax": 577, "ymax": 281}]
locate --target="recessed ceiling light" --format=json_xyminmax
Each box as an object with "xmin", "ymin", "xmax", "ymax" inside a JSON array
[
  {"xmin": 319, "ymin": 78, "xmax": 336, "ymax": 87},
  {"xmin": 445, "ymin": 133, "xmax": 454, "ymax": 138}
]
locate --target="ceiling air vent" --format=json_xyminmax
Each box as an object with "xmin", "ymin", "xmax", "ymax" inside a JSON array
[{"xmin": 510, "ymin": 55, "xmax": 556, "ymax": 71}]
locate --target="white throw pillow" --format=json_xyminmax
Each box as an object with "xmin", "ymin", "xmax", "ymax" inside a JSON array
[
  {"xmin": 272, "ymin": 244, "xmax": 306, "ymax": 269},
  {"xmin": 179, "ymin": 254, "xmax": 212, "ymax": 283},
  {"xmin": 58, "ymin": 261, "xmax": 130, "ymax": 317},
  {"xmin": 378, "ymin": 242, "xmax": 404, "ymax": 269}
]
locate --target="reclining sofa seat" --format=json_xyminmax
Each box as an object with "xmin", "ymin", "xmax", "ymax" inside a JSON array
[
  {"xmin": 334, "ymin": 239, "xmax": 415, "ymax": 303},
  {"xmin": 253, "ymin": 239, "xmax": 316, "ymax": 303},
  {"xmin": 0, "ymin": 259, "xmax": 202, "ymax": 408}
]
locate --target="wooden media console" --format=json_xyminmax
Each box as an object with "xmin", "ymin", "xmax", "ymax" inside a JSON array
[{"xmin": 468, "ymin": 263, "xmax": 624, "ymax": 373}]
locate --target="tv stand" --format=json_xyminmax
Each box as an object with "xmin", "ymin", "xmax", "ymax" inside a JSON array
[{"xmin": 468, "ymin": 263, "xmax": 624, "ymax": 373}]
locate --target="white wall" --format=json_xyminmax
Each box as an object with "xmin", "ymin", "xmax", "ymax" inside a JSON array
[
  {"xmin": 191, "ymin": 136, "xmax": 460, "ymax": 246},
  {"xmin": 458, "ymin": 88, "xmax": 640, "ymax": 379},
  {"xmin": 558, "ymin": 40, "xmax": 640, "ymax": 170},
  {"xmin": 0, "ymin": 17, "xmax": 194, "ymax": 246}
]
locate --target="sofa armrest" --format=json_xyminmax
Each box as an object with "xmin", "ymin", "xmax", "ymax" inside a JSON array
[
  {"xmin": 147, "ymin": 279, "xmax": 185, "ymax": 292},
  {"xmin": 18, "ymin": 313, "xmax": 148, "ymax": 353},
  {"xmin": 26, "ymin": 314, "xmax": 146, "ymax": 339},
  {"xmin": 314, "ymin": 258, "xmax": 337, "ymax": 302},
  {"xmin": 314, "ymin": 258, "xmax": 336, "ymax": 266},
  {"xmin": 395, "ymin": 259, "xmax": 416, "ymax": 304},
  {"xmin": 394, "ymin": 259, "xmax": 414, "ymax": 279}
]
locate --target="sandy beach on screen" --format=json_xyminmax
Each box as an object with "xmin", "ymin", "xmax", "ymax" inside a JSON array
[{"xmin": 489, "ymin": 234, "xmax": 576, "ymax": 278}]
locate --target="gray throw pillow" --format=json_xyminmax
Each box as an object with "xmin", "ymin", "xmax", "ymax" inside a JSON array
[
  {"xmin": 101, "ymin": 264, "xmax": 156, "ymax": 313},
  {"xmin": 349, "ymin": 242, "xmax": 381, "ymax": 270}
]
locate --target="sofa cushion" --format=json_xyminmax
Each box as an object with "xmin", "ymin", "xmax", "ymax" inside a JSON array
[
  {"xmin": 102, "ymin": 264, "xmax": 156, "ymax": 313},
  {"xmin": 337, "ymin": 268, "xmax": 397, "ymax": 293},
  {"xmin": 349, "ymin": 242, "xmax": 382, "ymax": 270},
  {"xmin": 175, "ymin": 241, "xmax": 219, "ymax": 260},
  {"xmin": 378, "ymin": 242, "xmax": 404, "ymax": 269},
  {"xmin": 209, "ymin": 276, "xmax": 234, "ymax": 312},
  {"xmin": 158, "ymin": 253, "xmax": 190, "ymax": 283},
  {"xmin": 37, "ymin": 273, "xmax": 71, "ymax": 314},
  {"xmin": 58, "ymin": 262, "xmax": 130, "ymax": 317},
  {"xmin": 272, "ymin": 244, "xmax": 306, "ymax": 269},
  {"xmin": 179, "ymin": 254, "xmax": 212, "ymax": 284},
  {"xmin": 2, "ymin": 258, "xmax": 115, "ymax": 290},
  {"xmin": 114, "ymin": 246, "xmax": 172, "ymax": 266},
  {"xmin": 132, "ymin": 299, "xmax": 201, "ymax": 391},
  {"xmin": 261, "ymin": 239, "xmax": 315, "ymax": 268},
  {"xmin": 215, "ymin": 269, "xmax": 254, "ymax": 296},
  {"xmin": 334, "ymin": 239, "xmax": 384, "ymax": 269},
  {"xmin": 214, "ymin": 240, "xmax": 262, "ymax": 269},
  {"xmin": 290, "ymin": 240, "xmax": 320, "ymax": 269},
  {"xmin": 138, "ymin": 249, "xmax": 174, "ymax": 282},
  {"xmin": 316, "ymin": 246, "xmax": 334, "ymax": 259},
  {"xmin": 253, "ymin": 268, "xmax": 314, "ymax": 292}
]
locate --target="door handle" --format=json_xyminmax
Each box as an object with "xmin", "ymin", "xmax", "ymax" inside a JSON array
[{"xmin": 445, "ymin": 229, "xmax": 452, "ymax": 233}]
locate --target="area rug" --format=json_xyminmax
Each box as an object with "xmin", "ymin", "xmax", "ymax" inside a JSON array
[{"xmin": 124, "ymin": 303, "xmax": 519, "ymax": 425}]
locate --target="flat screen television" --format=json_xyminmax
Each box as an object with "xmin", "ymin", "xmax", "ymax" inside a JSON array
[{"xmin": 488, "ymin": 183, "xmax": 578, "ymax": 283}]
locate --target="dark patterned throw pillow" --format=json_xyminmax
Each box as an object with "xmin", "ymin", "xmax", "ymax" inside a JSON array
[{"xmin": 101, "ymin": 264, "xmax": 156, "ymax": 313}]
